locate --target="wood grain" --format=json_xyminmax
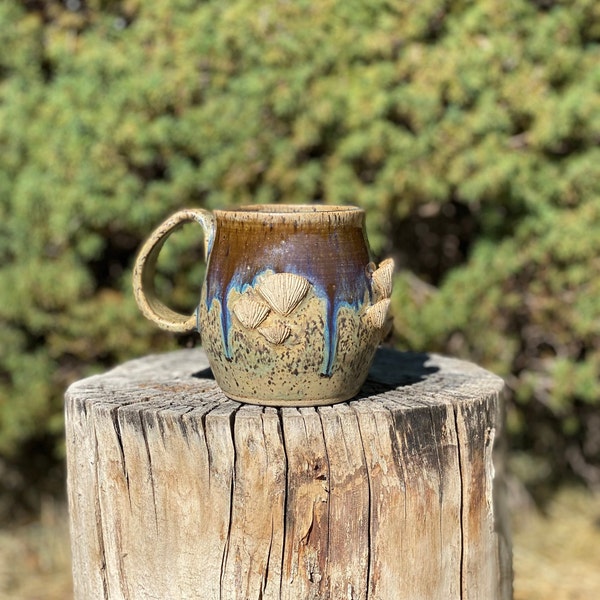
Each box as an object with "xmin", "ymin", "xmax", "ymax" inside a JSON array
[{"xmin": 65, "ymin": 348, "xmax": 512, "ymax": 599}]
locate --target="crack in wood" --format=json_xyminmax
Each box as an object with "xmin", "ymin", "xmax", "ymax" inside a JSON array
[
  {"xmin": 85, "ymin": 397, "xmax": 109, "ymax": 600},
  {"xmin": 138, "ymin": 410, "xmax": 159, "ymax": 535},
  {"xmin": 109, "ymin": 406, "xmax": 130, "ymax": 503},
  {"xmin": 352, "ymin": 402, "xmax": 374, "ymax": 600},
  {"xmin": 453, "ymin": 404, "xmax": 466, "ymax": 600},
  {"xmin": 276, "ymin": 408, "xmax": 289, "ymax": 600},
  {"xmin": 218, "ymin": 403, "xmax": 238, "ymax": 600}
]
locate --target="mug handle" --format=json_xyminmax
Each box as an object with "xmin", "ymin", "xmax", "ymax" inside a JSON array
[{"xmin": 132, "ymin": 208, "xmax": 216, "ymax": 333}]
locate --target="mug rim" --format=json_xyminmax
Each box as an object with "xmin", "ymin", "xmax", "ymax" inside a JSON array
[
  {"xmin": 214, "ymin": 204, "xmax": 364, "ymax": 222},
  {"xmin": 219, "ymin": 204, "xmax": 361, "ymax": 213}
]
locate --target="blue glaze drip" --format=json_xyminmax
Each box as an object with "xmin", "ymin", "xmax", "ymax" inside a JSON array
[
  {"xmin": 208, "ymin": 265, "xmax": 366, "ymax": 373},
  {"xmin": 215, "ymin": 272, "xmax": 259, "ymax": 360},
  {"xmin": 320, "ymin": 295, "xmax": 363, "ymax": 377}
]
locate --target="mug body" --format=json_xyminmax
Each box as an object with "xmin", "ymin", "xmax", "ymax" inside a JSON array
[{"xmin": 198, "ymin": 205, "xmax": 392, "ymax": 405}]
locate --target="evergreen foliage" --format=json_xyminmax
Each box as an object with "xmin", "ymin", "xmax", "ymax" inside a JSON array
[{"xmin": 1, "ymin": 0, "xmax": 599, "ymax": 515}]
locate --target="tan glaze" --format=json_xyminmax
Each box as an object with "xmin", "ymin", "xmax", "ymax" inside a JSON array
[{"xmin": 133, "ymin": 205, "xmax": 394, "ymax": 406}]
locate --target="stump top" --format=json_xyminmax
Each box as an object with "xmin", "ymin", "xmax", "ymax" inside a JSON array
[{"xmin": 67, "ymin": 347, "xmax": 504, "ymax": 411}]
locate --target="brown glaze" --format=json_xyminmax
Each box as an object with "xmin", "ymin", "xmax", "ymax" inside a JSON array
[{"xmin": 204, "ymin": 206, "xmax": 371, "ymax": 374}]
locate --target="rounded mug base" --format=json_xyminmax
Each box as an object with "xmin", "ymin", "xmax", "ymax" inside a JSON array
[{"xmin": 220, "ymin": 387, "xmax": 362, "ymax": 408}]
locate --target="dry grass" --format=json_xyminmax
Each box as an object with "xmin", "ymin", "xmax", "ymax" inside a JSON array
[
  {"xmin": 0, "ymin": 486, "xmax": 598, "ymax": 599},
  {"xmin": 512, "ymin": 486, "xmax": 600, "ymax": 600},
  {"xmin": 0, "ymin": 501, "xmax": 72, "ymax": 600}
]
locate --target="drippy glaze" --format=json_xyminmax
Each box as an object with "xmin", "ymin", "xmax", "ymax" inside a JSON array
[{"xmin": 203, "ymin": 208, "xmax": 370, "ymax": 375}]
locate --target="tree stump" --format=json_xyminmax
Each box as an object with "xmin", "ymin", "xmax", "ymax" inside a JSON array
[{"xmin": 65, "ymin": 347, "xmax": 512, "ymax": 600}]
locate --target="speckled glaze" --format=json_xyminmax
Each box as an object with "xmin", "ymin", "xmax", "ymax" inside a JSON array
[{"xmin": 133, "ymin": 205, "xmax": 394, "ymax": 406}]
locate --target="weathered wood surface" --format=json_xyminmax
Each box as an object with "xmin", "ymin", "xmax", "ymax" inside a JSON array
[{"xmin": 65, "ymin": 347, "xmax": 512, "ymax": 600}]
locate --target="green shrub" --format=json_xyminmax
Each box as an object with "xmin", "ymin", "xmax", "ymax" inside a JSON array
[{"xmin": 1, "ymin": 0, "xmax": 599, "ymax": 516}]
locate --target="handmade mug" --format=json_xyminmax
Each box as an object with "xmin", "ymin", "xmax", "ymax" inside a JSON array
[{"xmin": 133, "ymin": 205, "xmax": 393, "ymax": 406}]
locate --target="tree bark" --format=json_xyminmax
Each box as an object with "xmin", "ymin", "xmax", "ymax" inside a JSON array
[{"xmin": 65, "ymin": 347, "xmax": 512, "ymax": 599}]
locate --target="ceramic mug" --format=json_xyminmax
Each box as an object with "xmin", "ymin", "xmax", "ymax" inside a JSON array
[{"xmin": 133, "ymin": 205, "xmax": 393, "ymax": 406}]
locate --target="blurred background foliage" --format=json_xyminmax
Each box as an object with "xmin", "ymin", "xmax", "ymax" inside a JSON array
[{"xmin": 1, "ymin": 0, "xmax": 600, "ymax": 521}]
